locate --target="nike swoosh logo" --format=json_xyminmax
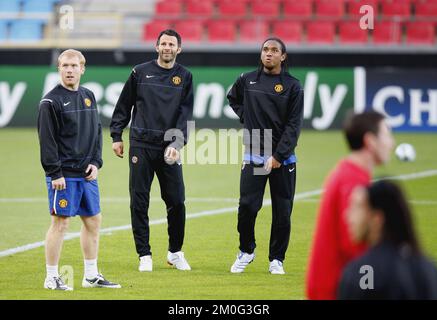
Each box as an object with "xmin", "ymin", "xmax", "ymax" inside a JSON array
[
  {"xmin": 289, "ymin": 168, "xmax": 295, "ymax": 173},
  {"xmin": 249, "ymin": 81, "xmax": 257, "ymax": 84},
  {"xmin": 63, "ymin": 102, "xmax": 71, "ymax": 106},
  {"xmin": 146, "ymin": 75, "xmax": 155, "ymax": 78}
]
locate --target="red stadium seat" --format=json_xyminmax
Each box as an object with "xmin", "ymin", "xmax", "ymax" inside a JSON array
[
  {"xmin": 315, "ymin": 0, "xmax": 345, "ymax": 19},
  {"xmin": 415, "ymin": 2, "xmax": 437, "ymax": 18},
  {"xmin": 306, "ymin": 21, "xmax": 336, "ymax": 43},
  {"xmin": 251, "ymin": 1, "xmax": 280, "ymax": 18},
  {"xmin": 185, "ymin": 0, "xmax": 214, "ymax": 18},
  {"xmin": 217, "ymin": 0, "xmax": 247, "ymax": 19},
  {"xmin": 155, "ymin": 0, "xmax": 183, "ymax": 18},
  {"xmin": 406, "ymin": 21, "xmax": 435, "ymax": 44},
  {"xmin": 207, "ymin": 20, "xmax": 237, "ymax": 42},
  {"xmin": 338, "ymin": 21, "xmax": 369, "ymax": 44},
  {"xmin": 283, "ymin": 0, "xmax": 313, "ymax": 19},
  {"xmin": 348, "ymin": 0, "xmax": 379, "ymax": 17},
  {"xmin": 239, "ymin": 20, "xmax": 269, "ymax": 42},
  {"xmin": 143, "ymin": 20, "xmax": 173, "ymax": 42},
  {"xmin": 174, "ymin": 20, "xmax": 203, "ymax": 42},
  {"xmin": 271, "ymin": 21, "xmax": 303, "ymax": 43},
  {"xmin": 381, "ymin": 0, "xmax": 411, "ymax": 18},
  {"xmin": 372, "ymin": 21, "xmax": 402, "ymax": 44}
]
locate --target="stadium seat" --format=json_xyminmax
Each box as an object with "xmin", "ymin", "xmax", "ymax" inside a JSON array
[
  {"xmin": 155, "ymin": 0, "xmax": 183, "ymax": 18},
  {"xmin": 239, "ymin": 20, "xmax": 269, "ymax": 42},
  {"xmin": 271, "ymin": 21, "xmax": 303, "ymax": 43},
  {"xmin": 185, "ymin": 0, "xmax": 214, "ymax": 19},
  {"xmin": 0, "ymin": 20, "xmax": 8, "ymax": 40},
  {"xmin": 415, "ymin": 2, "xmax": 437, "ymax": 18},
  {"xmin": 306, "ymin": 21, "xmax": 336, "ymax": 43},
  {"xmin": 207, "ymin": 20, "xmax": 236, "ymax": 42},
  {"xmin": 372, "ymin": 21, "xmax": 402, "ymax": 44},
  {"xmin": 347, "ymin": 0, "xmax": 379, "ymax": 17},
  {"xmin": 174, "ymin": 20, "xmax": 203, "ymax": 42},
  {"xmin": 251, "ymin": 1, "xmax": 280, "ymax": 18},
  {"xmin": 143, "ymin": 20, "xmax": 173, "ymax": 42},
  {"xmin": 339, "ymin": 21, "xmax": 369, "ymax": 44},
  {"xmin": 283, "ymin": 0, "xmax": 313, "ymax": 19},
  {"xmin": 315, "ymin": 0, "xmax": 345, "ymax": 19},
  {"xmin": 381, "ymin": 0, "xmax": 411, "ymax": 18},
  {"xmin": 0, "ymin": 0, "xmax": 20, "ymax": 13},
  {"xmin": 22, "ymin": 0, "xmax": 56, "ymax": 12},
  {"xmin": 9, "ymin": 20, "xmax": 44, "ymax": 41},
  {"xmin": 217, "ymin": 0, "xmax": 247, "ymax": 19},
  {"xmin": 406, "ymin": 21, "xmax": 435, "ymax": 45}
]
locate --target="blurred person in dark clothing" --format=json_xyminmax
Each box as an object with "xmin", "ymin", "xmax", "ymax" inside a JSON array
[{"xmin": 338, "ymin": 180, "xmax": 437, "ymax": 299}]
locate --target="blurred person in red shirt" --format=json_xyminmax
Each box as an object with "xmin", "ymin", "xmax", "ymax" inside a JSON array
[{"xmin": 306, "ymin": 111, "xmax": 395, "ymax": 300}]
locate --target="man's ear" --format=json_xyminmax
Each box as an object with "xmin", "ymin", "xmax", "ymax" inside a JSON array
[
  {"xmin": 177, "ymin": 47, "xmax": 182, "ymax": 54},
  {"xmin": 363, "ymin": 132, "xmax": 377, "ymax": 150},
  {"xmin": 155, "ymin": 44, "xmax": 159, "ymax": 53},
  {"xmin": 81, "ymin": 65, "xmax": 85, "ymax": 75},
  {"xmin": 281, "ymin": 53, "xmax": 286, "ymax": 62}
]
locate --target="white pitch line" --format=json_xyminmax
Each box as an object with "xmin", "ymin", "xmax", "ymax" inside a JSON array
[
  {"xmin": 0, "ymin": 197, "xmax": 240, "ymax": 203},
  {"xmin": 1, "ymin": 169, "xmax": 436, "ymax": 258}
]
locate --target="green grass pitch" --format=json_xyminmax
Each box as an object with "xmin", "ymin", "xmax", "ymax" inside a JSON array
[{"xmin": 0, "ymin": 128, "xmax": 436, "ymax": 299}]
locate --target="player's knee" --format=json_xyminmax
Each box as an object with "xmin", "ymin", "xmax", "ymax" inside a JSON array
[
  {"xmin": 51, "ymin": 216, "xmax": 70, "ymax": 234},
  {"xmin": 166, "ymin": 200, "xmax": 185, "ymax": 213},
  {"xmin": 82, "ymin": 214, "xmax": 101, "ymax": 233},
  {"xmin": 239, "ymin": 200, "xmax": 262, "ymax": 216}
]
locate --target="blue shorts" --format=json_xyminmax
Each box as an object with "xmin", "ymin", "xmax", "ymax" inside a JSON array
[{"xmin": 46, "ymin": 177, "xmax": 100, "ymax": 217}]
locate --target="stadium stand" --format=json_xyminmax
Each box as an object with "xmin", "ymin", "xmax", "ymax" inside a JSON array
[
  {"xmin": 0, "ymin": 0, "xmax": 436, "ymax": 49},
  {"xmin": 306, "ymin": 21, "xmax": 336, "ymax": 44},
  {"xmin": 372, "ymin": 21, "xmax": 402, "ymax": 44}
]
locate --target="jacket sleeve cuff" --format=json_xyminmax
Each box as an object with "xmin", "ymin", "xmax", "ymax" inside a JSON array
[
  {"xmin": 49, "ymin": 169, "xmax": 63, "ymax": 180},
  {"xmin": 111, "ymin": 134, "xmax": 123, "ymax": 143},
  {"xmin": 273, "ymin": 152, "xmax": 285, "ymax": 163},
  {"xmin": 168, "ymin": 141, "xmax": 184, "ymax": 151},
  {"xmin": 90, "ymin": 160, "xmax": 102, "ymax": 169}
]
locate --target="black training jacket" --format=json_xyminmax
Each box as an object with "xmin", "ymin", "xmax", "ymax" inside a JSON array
[
  {"xmin": 110, "ymin": 60, "xmax": 194, "ymax": 150},
  {"xmin": 37, "ymin": 84, "xmax": 103, "ymax": 180},
  {"xmin": 227, "ymin": 69, "xmax": 304, "ymax": 162}
]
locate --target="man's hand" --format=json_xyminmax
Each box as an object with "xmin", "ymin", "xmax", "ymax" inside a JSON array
[
  {"xmin": 164, "ymin": 147, "xmax": 180, "ymax": 165},
  {"xmin": 52, "ymin": 177, "xmax": 66, "ymax": 190},
  {"xmin": 85, "ymin": 164, "xmax": 98, "ymax": 181},
  {"xmin": 264, "ymin": 156, "xmax": 281, "ymax": 172},
  {"xmin": 112, "ymin": 141, "xmax": 124, "ymax": 158}
]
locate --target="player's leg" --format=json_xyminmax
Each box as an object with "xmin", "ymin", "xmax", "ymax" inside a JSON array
[
  {"xmin": 45, "ymin": 215, "xmax": 71, "ymax": 289},
  {"xmin": 44, "ymin": 178, "xmax": 75, "ymax": 290},
  {"xmin": 155, "ymin": 155, "xmax": 190, "ymax": 270},
  {"xmin": 130, "ymin": 147, "xmax": 155, "ymax": 271},
  {"xmin": 267, "ymin": 162, "xmax": 297, "ymax": 274},
  {"xmin": 80, "ymin": 214, "xmax": 101, "ymax": 278},
  {"xmin": 79, "ymin": 179, "xmax": 120, "ymax": 288},
  {"xmin": 231, "ymin": 162, "xmax": 268, "ymax": 273}
]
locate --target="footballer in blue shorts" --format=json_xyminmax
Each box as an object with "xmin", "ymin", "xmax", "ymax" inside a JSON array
[{"xmin": 37, "ymin": 49, "xmax": 120, "ymax": 291}]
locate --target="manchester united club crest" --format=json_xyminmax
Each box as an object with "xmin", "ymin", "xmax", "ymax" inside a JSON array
[
  {"xmin": 172, "ymin": 76, "xmax": 182, "ymax": 85},
  {"xmin": 84, "ymin": 98, "xmax": 92, "ymax": 107},
  {"xmin": 274, "ymin": 84, "xmax": 284, "ymax": 93},
  {"xmin": 132, "ymin": 156, "xmax": 138, "ymax": 164},
  {"xmin": 59, "ymin": 199, "xmax": 68, "ymax": 208}
]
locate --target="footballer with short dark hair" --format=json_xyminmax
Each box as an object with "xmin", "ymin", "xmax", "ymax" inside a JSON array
[{"xmin": 110, "ymin": 29, "xmax": 194, "ymax": 272}]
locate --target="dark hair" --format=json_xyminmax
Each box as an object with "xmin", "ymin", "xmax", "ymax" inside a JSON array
[
  {"xmin": 157, "ymin": 29, "xmax": 181, "ymax": 47},
  {"xmin": 367, "ymin": 180, "xmax": 421, "ymax": 254},
  {"xmin": 343, "ymin": 110, "xmax": 385, "ymax": 151},
  {"xmin": 255, "ymin": 37, "xmax": 289, "ymax": 81}
]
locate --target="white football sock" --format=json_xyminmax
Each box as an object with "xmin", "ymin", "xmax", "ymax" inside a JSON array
[
  {"xmin": 46, "ymin": 265, "xmax": 59, "ymax": 279},
  {"xmin": 84, "ymin": 259, "xmax": 98, "ymax": 279}
]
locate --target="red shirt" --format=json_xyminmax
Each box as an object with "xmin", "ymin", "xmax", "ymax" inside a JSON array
[{"xmin": 306, "ymin": 159, "xmax": 370, "ymax": 300}]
